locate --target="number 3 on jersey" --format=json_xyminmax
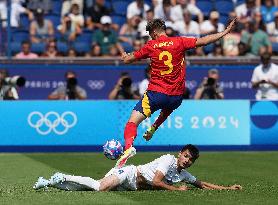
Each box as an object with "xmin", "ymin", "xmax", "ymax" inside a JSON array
[{"xmin": 159, "ymin": 51, "xmax": 173, "ymax": 75}]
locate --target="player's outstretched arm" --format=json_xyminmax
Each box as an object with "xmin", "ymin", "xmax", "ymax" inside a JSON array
[
  {"xmin": 195, "ymin": 18, "xmax": 237, "ymax": 47},
  {"xmin": 152, "ymin": 171, "xmax": 189, "ymax": 191},
  {"xmin": 121, "ymin": 52, "xmax": 137, "ymax": 64},
  {"xmin": 192, "ymin": 180, "xmax": 242, "ymax": 190}
]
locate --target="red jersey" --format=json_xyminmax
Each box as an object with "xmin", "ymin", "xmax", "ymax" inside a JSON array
[{"xmin": 134, "ymin": 35, "xmax": 196, "ymax": 95}]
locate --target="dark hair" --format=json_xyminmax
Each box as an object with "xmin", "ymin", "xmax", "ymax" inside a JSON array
[
  {"xmin": 21, "ymin": 41, "xmax": 30, "ymax": 46},
  {"xmin": 260, "ymin": 52, "xmax": 271, "ymax": 60},
  {"xmin": 181, "ymin": 144, "xmax": 199, "ymax": 160},
  {"xmin": 146, "ymin": 19, "xmax": 166, "ymax": 33}
]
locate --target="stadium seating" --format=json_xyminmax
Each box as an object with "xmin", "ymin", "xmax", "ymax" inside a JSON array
[
  {"xmin": 219, "ymin": 13, "xmax": 229, "ymax": 25},
  {"xmin": 111, "ymin": 15, "xmax": 126, "ymax": 27},
  {"xmin": 10, "ymin": 42, "xmax": 22, "ymax": 55},
  {"xmin": 112, "ymin": 1, "xmax": 129, "ymax": 16},
  {"xmin": 203, "ymin": 43, "xmax": 215, "ymax": 54},
  {"xmin": 76, "ymin": 31, "xmax": 93, "ymax": 44},
  {"xmin": 45, "ymin": 14, "xmax": 61, "ymax": 29},
  {"xmin": 73, "ymin": 41, "xmax": 91, "ymax": 54},
  {"xmin": 215, "ymin": 0, "xmax": 234, "ymax": 14},
  {"xmin": 12, "ymin": 30, "xmax": 29, "ymax": 43},
  {"xmin": 272, "ymin": 42, "xmax": 278, "ymax": 53},
  {"xmin": 57, "ymin": 41, "xmax": 69, "ymax": 55},
  {"xmin": 52, "ymin": 0, "xmax": 62, "ymax": 15},
  {"xmin": 196, "ymin": 0, "xmax": 214, "ymax": 16},
  {"xmin": 19, "ymin": 13, "xmax": 30, "ymax": 30},
  {"xmin": 121, "ymin": 42, "xmax": 133, "ymax": 53},
  {"xmin": 31, "ymin": 42, "xmax": 46, "ymax": 54}
]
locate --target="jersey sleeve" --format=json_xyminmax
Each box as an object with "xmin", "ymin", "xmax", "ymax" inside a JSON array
[
  {"xmin": 180, "ymin": 37, "xmax": 197, "ymax": 50},
  {"xmin": 156, "ymin": 154, "xmax": 175, "ymax": 176},
  {"xmin": 251, "ymin": 67, "xmax": 259, "ymax": 83},
  {"xmin": 133, "ymin": 42, "xmax": 151, "ymax": 60},
  {"xmin": 181, "ymin": 170, "xmax": 197, "ymax": 184}
]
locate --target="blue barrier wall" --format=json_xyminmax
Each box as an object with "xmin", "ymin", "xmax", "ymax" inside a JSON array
[
  {"xmin": 2, "ymin": 64, "xmax": 256, "ymax": 99},
  {"xmin": 0, "ymin": 100, "xmax": 276, "ymax": 152}
]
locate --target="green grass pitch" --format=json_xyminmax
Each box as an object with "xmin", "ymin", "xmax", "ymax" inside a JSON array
[{"xmin": 0, "ymin": 151, "xmax": 277, "ymax": 205}]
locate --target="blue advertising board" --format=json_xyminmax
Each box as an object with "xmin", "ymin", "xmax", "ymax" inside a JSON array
[
  {"xmin": 3, "ymin": 64, "xmax": 256, "ymax": 100},
  {"xmin": 0, "ymin": 100, "xmax": 250, "ymax": 149},
  {"xmin": 250, "ymin": 101, "xmax": 278, "ymax": 144}
]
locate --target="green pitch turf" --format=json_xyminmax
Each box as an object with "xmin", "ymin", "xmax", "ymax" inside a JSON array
[{"xmin": 0, "ymin": 152, "xmax": 277, "ymax": 205}]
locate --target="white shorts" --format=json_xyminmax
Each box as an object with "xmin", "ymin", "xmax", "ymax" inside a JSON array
[{"xmin": 105, "ymin": 165, "xmax": 137, "ymax": 191}]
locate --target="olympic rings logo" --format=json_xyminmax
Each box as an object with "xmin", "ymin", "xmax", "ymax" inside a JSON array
[
  {"xmin": 87, "ymin": 80, "xmax": 105, "ymax": 90},
  {"xmin": 27, "ymin": 111, "xmax": 78, "ymax": 135}
]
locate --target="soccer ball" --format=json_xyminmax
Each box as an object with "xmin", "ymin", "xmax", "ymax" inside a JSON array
[{"xmin": 103, "ymin": 139, "xmax": 123, "ymax": 160}]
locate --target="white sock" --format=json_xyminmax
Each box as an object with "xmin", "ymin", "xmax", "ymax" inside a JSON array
[{"xmin": 64, "ymin": 175, "xmax": 100, "ymax": 191}]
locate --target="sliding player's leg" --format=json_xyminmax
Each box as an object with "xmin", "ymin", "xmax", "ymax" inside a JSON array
[{"xmin": 143, "ymin": 109, "xmax": 173, "ymax": 141}]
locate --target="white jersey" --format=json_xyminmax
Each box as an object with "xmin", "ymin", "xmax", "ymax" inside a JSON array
[
  {"xmin": 251, "ymin": 63, "xmax": 278, "ymax": 100},
  {"xmin": 137, "ymin": 154, "xmax": 197, "ymax": 185}
]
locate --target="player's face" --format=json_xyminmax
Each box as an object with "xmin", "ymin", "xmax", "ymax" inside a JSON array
[
  {"xmin": 149, "ymin": 30, "xmax": 157, "ymax": 40},
  {"xmin": 177, "ymin": 150, "xmax": 195, "ymax": 169}
]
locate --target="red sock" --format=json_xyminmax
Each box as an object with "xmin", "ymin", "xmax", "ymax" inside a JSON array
[
  {"xmin": 153, "ymin": 109, "xmax": 173, "ymax": 129},
  {"xmin": 124, "ymin": 122, "xmax": 137, "ymax": 150}
]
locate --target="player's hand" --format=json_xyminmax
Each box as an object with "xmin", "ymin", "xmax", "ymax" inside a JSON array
[
  {"xmin": 229, "ymin": 184, "xmax": 242, "ymax": 190},
  {"xmin": 225, "ymin": 17, "xmax": 237, "ymax": 34},
  {"xmin": 178, "ymin": 185, "xmax": 189, "ymax": 191},
  {"xmin": 121, "ymin": 52, "xmax": 128, "ymax": 60}
]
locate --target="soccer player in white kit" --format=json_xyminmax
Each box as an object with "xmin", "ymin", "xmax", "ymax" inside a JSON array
[{"xmin": 33, "ymin": 145, "xmax": 242, "ymax": 191}]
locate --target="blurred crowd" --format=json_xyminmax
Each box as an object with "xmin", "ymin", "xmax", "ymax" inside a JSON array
[{"xmin": 0, "ymin": 0, "xmax": 277, "ymax": 57}]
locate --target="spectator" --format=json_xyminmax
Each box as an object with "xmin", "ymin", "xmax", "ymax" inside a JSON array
[
  {"xmin": 15, "ymin": 41, "xmax": 38, "ymax": 59},
  {"xmin": 240, "ymin": 20, "xmax": 272, "ymax": 55},
  {"xmin": 58, "ymin": 4, "xmax": 83, "ymax": 42},
  {"xmin": 260, "ymin": 0, "xmax": 278, "ymax": 24},
  {"xmin": 29, "ymin": 8, "xmax": 54, "ymax": 43},
  {"xmin": 0, "ymin": 69, "xmax": 20, "ymax": 100},
  {"xmin": 61, "ymin": 0, "xmax": 84, "ymax": 17},
  {"xmin": 266, "ymin": 11, "xmax": 278, "ymax": 42},
  {"xmin": 174, "ymin": 9, "xmax": 200, "ymax": 37},
  {"xmin": 48, "ymin": 71, "xmax": 87, "ymax": 100},
  {"xmin": 0, "ymin": 0, "xmax": 34, "ymax": 28},
  {"xmin": 165, "ymin": 24, "xmax": 177, "ymax": 37},
  {"xmin": 85, "ymin": 0, "xmax": 115, "ymax": 30},
  {"xmin": 119, "ymin": 15, "xmax": 141, "ymax": 46},
  {"xmin": 194, "ymin": 47, "xmax": 205, "ymax": 56},
  {"xmin": 27, "ymin": 0, "xmax": 53, "ymax": 14},
  {"xmin": 208, "ymin": 43, "xmax": 224, "ymax": 57},
  {"xmin": 138, "ymin": 9, "xmax": 154, "ymax": 40},
  {"xmin": 68, "ymin": 4, "xmax": 84, "ymax": 33},
  {"xmin": 92, "ymin": 16, "xmax": 124, "ymax": 56},
  {"xmin": 235, "ymin": 0, "xmax": 259, "ymax": 24},
  {"xmin": 127, "ymin": 0, "xmax": 150, "ymax": 20},
  {"xmin": 67, "ymin": 48, "xmax": 77, "ymax": 57},
  {"xmin": 170, "ymin": 0, "xmax": 203, "ymax": 23},
  {"xmin": 108, "ymin": 72, "xmax": 140, "ymax": 100},
  {"xmin": 85, "ymin": 45, "xmax": 102, "ymax": 57},
  {"xmin": 222, "ymin": 16, "xmax": 241, "ymax": 56},
  {"xmin": 251, "ymin": 52, "xmax": 278, "ymax": 100},
  {"xmin": 41, "ymin": 40, "xmax": 62, "ymax": 58},
  {"xmin": 194, "ymin": 69, "xmax": 224, "ymax": 99},
  {"xmin": 133, "ymin": 39, "xmax": 142, "ymax": 51},
  {"xmin": 200, "ymin": 11, "xmax": 225, "ymax": 35},
  {"xmin": 138, "ymin": 65, "xmax": 151, "ymax": 96},
  {"xmin": 238, "ymin": 42, "xmax": 248, "ymax": 56},
  {"xmin": 254, "ymin": 11, "xmax": 266, "ymax": 31},
  {"xmin": 154, "ymin": 0, "xmax": 173, "ymax": 22}
]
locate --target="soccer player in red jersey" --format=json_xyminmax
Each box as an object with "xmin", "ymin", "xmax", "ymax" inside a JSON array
[{"xmin": 116, "ymin": 18, "xmax": 237, "ymax": 168}]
